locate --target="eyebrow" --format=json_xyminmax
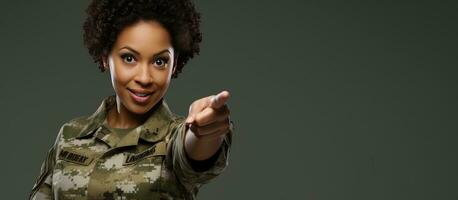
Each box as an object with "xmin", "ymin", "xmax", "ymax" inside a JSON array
[{"xmin": 119, "ymin": 46, "xmax": 171, "ymax": 57}]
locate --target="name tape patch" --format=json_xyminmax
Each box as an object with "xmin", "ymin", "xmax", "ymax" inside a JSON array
[
  {"xmin": 58, "ymin": 149, "xmax": 93, "ymax": 165},
  {"xmin": 124, "ymin": 142, "xmax": 166, "ymax": 165}
]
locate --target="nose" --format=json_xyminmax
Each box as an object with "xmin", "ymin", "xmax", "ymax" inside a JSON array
[{"xmin": 134, "ymin": 63, "xmax": 153, "ymax": 87}]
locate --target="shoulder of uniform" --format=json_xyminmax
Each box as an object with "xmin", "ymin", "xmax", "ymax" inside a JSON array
[
  {"xmin": 171, "ymin": 113, "xmax": 185, "ymax": 121},
  {"xmin": 167, "ymin": 113, "xmax": 185, "ymax": 133},
  {"xmin": 58, "ymin": 116, "xmax": 92, "ymax": 139},
  {"xmin": 171, "ymin": 113, "xmax": 185, "ymax": 124}
]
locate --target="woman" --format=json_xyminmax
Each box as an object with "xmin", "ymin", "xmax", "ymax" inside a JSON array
[{"xmin": 29, "ymin": 0, "xmax": 233, "ymax": 199}]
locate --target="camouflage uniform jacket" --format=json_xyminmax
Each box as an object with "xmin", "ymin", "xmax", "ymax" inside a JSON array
[{"xmin": 29, "ymin": 95, "xmax": 232, "ymax": 200}]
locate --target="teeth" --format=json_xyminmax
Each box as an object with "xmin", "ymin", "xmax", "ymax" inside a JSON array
[{"xmin": 135, "ymin": 93, "xmax": 149, "ymax": 97}]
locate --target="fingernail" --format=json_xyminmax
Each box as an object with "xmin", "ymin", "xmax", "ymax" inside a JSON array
[{"xmin": 212, "ymin": 95, "xmax": 219, "ymax": 104}]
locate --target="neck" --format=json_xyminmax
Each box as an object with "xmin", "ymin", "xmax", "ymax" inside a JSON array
[{"xmin": 106, "ymin": 95, "xmax": 149, "ymax": 129}]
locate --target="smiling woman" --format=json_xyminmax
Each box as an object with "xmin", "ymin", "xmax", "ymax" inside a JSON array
[
  {"xmin": 105, "ymin": 20, "xmax": 176, "ymax": 117},
  {"xmin": 29, "ymin": 0, "xmax": 233, "ymax": 199}
]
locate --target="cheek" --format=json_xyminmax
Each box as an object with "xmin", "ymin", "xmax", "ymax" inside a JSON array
[
  {"xmin": 154, "ymin": 72, "xmax": 170, "ymax": 88},
  {"xmin": 152, "ymin": 69, "xmax": 172, "ymax": 88},
  {"xmin": 111, "ymin": 62, "xmax": 132, "ymax": 88}
]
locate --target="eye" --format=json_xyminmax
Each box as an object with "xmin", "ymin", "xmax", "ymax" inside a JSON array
[
  {"xmin": 120, "ymin": 53, "xmax": 136, "ymax": 64},
  {"xmin": 153, "ymin": 57, "xmax": 169, "ymax": 69}
]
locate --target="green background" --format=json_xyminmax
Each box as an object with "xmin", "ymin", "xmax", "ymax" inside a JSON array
[{"xmin": 1, "ymin": 0, "xmax": 457, "ymax": 199}]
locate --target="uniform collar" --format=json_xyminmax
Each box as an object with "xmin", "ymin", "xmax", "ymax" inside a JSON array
[{"xmin": 75, "ymin": 94, "xmax": 175, "ymax": 145}]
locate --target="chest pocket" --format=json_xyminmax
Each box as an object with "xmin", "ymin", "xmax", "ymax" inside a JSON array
[
  {"xmin": 123, "ymin": 141, "xmax": 167, "ymax": 166},
  {"xmin": 57, "ymin": 148, "xmax": 94, "ymax": 166}
]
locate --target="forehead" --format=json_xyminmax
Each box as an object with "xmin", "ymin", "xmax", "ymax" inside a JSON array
[{"xmin": 113, "ymin": 20, "xmax": 172, "ymax": 54}]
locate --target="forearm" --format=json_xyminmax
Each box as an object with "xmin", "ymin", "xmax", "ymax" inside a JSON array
[{"xmin": 184, "ymin": 126, "xmax": 224, "ymax": 161}]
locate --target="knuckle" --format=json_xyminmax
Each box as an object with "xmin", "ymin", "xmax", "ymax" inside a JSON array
[
  {"xmin": 208, "ymin": 108, "xmax": 216, "ymax": 115},
  {"xmin": 195, "ymin": 118, "xmax": 207, "ymax": 126},
  {"xmin": 194, "ymin": 114, "xmax": 204, "ymax": 124}
]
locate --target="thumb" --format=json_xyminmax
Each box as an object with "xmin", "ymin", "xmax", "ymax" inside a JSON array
[
  {"xmin": 185, "ymin": 114, "xmax": 195, "ymax": 124},
  {"xmin": 186, "ymin": 102, "xmax": 196, "ymax": 124},
  {"xmin": 209, "ymin": 90, "xmax": 230, "ymax": 109}
]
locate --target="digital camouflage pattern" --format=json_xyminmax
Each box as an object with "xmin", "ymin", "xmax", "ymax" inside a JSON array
[{"xmin": 29, "ymin": 95, "xmax": 232, "ymax": 200}]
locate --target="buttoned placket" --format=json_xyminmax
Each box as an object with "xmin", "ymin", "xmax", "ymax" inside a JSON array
[{"xmin": 85, "ymin": 124, "xmax": 139, "ymax": 198}]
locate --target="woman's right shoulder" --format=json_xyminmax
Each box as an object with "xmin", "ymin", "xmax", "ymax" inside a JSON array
[{"xmin": 56, "ymin": 116, "xmax": 93, "ymax": 139}]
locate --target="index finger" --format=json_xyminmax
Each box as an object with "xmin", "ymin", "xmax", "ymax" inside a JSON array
[{"xmin": 209, "ymin": 90, "xmax": 230, "ymax": 109}]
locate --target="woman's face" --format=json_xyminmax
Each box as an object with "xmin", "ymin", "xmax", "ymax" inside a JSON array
[{"xmin": 104, "ymin": 20, "xmax": 175, "ymax": 115}]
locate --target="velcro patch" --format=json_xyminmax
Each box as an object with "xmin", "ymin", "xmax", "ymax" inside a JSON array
[
  {"xmin": 58, "ymin": 149, "xmax": 93, "ymax": 165},
  {"xmin": 124, "ymin": 141, "xmax": 166, "ymax": 165}
]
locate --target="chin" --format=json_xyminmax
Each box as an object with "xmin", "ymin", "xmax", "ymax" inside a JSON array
[{"xmin": 126, "ymin": 103, "xmax": 154, "ymax": 115}]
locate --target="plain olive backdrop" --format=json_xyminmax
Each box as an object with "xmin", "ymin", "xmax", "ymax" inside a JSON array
[{"xmin": 1, "ymin": 0, "xmax": 457, "ymax": 199}]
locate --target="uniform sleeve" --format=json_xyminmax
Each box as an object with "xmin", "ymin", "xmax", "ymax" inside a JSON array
[
  {"xmin": 29, "ymin": 145, "xmax": 56, "ymax": 200},
  {"xmin": 29, "ymin": 124, "xmax": 66, "ymax": 200},
  {"xmin": 167, "ymin": 119, "xmax": 233, "ymax": 190}
]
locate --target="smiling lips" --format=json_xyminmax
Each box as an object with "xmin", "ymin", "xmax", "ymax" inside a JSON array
[{"xmin": 128, "ymin": 88, "xmax": 153, "ymax": 104}]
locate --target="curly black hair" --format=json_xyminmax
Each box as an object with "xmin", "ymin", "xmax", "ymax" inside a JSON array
[{"xmin": 83, "ymin": 0, "xmax": 202, "ymax": 78}]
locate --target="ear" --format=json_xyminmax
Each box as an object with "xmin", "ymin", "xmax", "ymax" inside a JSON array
[
  {"xmin": 101, "ymin": 55, "xmax": 108, "ymax": 71},
  {"xmin": 172, "ymin": 54, "xmax": 178, "ymax": 75}
]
